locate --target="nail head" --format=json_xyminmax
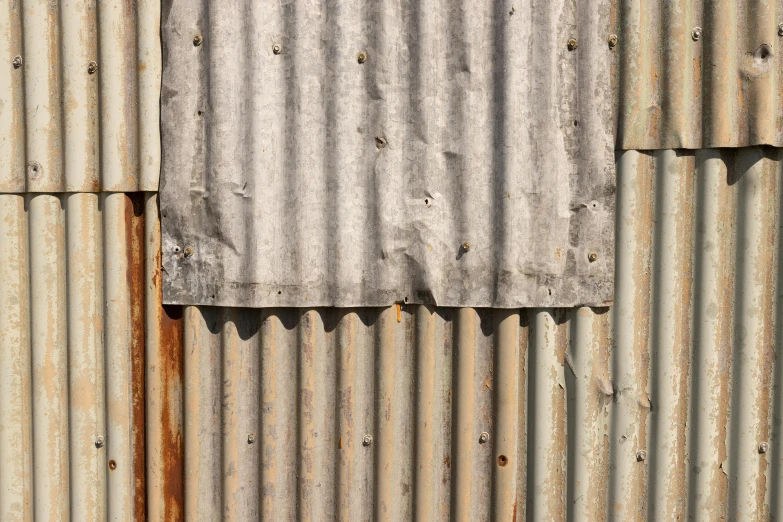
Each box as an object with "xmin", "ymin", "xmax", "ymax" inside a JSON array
[
  {"xmin": 183, "ymin": 246, "xmax": 194, "ymax": 257},
  {"xmin": 193, "ymin": 34, "xmax": 203, "ymax": 46},
  {"xmin": 273, "ymin": 44, "xmax": 282, "ymax": 55},
  {"xmin": 95, "ymin": 436, "xmax": 105, "ymax": 448},
  {"xmin": 357, "ymin": 51, "xmax": 367, "ymax": 64},
  {"xmin": 692, "ymin": 27, "xmax": 702, "ymax": 41},
  {"xmin": 362, "ymin": 434, "xmax": 373, "ymax": 447},
  {"xmin": 636, "ymin": 450, "xmax": 647, "ymax": 461},
  {"xmin": 567, "ymin": 38, "xmax": 578, "ymax": 51},
  {"xmin": 461, "ymin": 242, "xmax": 471, "ymax": 252},
  {"xmin": 248, "ymin": 434, "xmax": 256, "ymax": 444},
  {"xmin": 759, "ymin": 442, "xmax": 768, "ymax": 454},
  {"xmin": 479, "ymin": 432, "xmax": 489, "ymax": 444},
  {"xmin": 12, "ymin": 55, "xmax": 22, "ymax": 68},
  {"xmin": 588, "ymin": 252, "xmax": 598, "ymax": 262},
  {"xmin": 88, "ymin": 61, "xmax": 98, "ymax": 74},
  {"xmin": 608, "ymin": 34, "xmax": 618, "ymax": 48}
]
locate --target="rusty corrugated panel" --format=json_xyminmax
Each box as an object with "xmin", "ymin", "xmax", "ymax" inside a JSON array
[
  {"xmin": 160, "ymin": 0, "xmax": 616, "ymax": 309},
  {"xmin": 615, "ymin": 0, "xmax": 783, "ymax": 149},
  {"xmin": 159, "ymin": 148, "xmax": 783, "ymax": 520},
  {"xmin": 0, "ymin": 0, "xmax": 160, "ymax": 192},
  {"xmin": 0, "ymin": 192, "xmax": 154, "ymax": 520}
]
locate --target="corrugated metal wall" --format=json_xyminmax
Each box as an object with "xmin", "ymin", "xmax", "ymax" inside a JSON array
[
  {"xmin": 169, "ymin": 147, "xmax": 783, "ymax": 521},
  {"xmin": 2, "ymin": 2, "xmax": 783, "ymax": 521}
]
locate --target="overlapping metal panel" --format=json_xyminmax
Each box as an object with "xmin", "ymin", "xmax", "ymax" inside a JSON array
[
  {"xmin": 160, "ymin": 0, "xmax": 616, "ymax": 309},
  {"xmin": 0, "ymin": 192, "xmax": 164, "ymax": 521},
  {"xmin": 615, "ymin": 0, "xmax": 783, "ymax": 149},
  {"xmin": 159, "ymin": 148, "xmax": 783, "ymax": 521},
  {"xmin": 0, "ymin": 0, "xmax": 161, "ymax": 192}
]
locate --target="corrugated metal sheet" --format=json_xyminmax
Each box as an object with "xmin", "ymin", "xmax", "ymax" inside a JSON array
[
  {"xmin": 615, "ymin": 0, "xmax": 783, "ymax": 149},
  {"xmin": 160, "ymin": 0, "xmax": 616, "ymax": 309},
  {"xmin": 153, "ymin": 147, "xmax": 783, "ymax": 520},
  {"xmin": 0, "ymin": 192, "xmax": 156, "ymax": 520},
  {"xmin": 0, "ymin": 0, "xmax": 160, "ymax": 192}
]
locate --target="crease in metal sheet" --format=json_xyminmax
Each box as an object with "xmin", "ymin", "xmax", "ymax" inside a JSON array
[{"xmin": 160, "ymin": 0, "xmax": 616, "ymax": 309}]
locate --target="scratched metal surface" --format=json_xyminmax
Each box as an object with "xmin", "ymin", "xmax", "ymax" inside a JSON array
[
  {"xmin": 0, "ymin": 0, "xmax": 161, "ymax": 192},
  {"xmin": 151, "ymin": 148, "xmax": 783, "ymax": 521},
  {"xmin": 160, "ymin": 0, "xmax": 616, "ymax": 308},
  {"xmin": 614, "ymin": 0, "xmax": 783, "ymax": 149}
]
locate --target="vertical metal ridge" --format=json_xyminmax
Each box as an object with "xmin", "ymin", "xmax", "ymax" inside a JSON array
[
  {"xmin": 610, "ymin": 151, "xmax": 654, "ymax": 521},
  {"xmin": 527, "ymin": 309, "xmax": 567, "ymax": 521},
  {"xmin": 0, "ymin": 2, "xmax": 25, "ymax": 192},
  {"xmin": 450, "ymin": 308, "xmax": 475, "ymax": 522},
  {"xmin": 688, "ymin": 150, "xmax": 734, "ymax": 521},
  {"xmin": 374, "ymin": 306, "xmax": 396, "ymax": 522},
  {"xmin": 491, "ymin": 310, "xmax": 520, "ymax": 520},
  {"xmin": 136, "ymin": 0, "xmax": 162, "ymax": 191},
  {"xmin": 220, "ymin": 310, "xmax": 241, "ymax": 520},
  {"xmin": 145, "ymin": 192, "xmax": 184, "ymax": 522},
  {"xmin": 336, "ymin": 311, "xmax": 358, "ymax": 521},
  {"xmin": 414, "ymin": 305, "xmax": 436, "ymax": 521},
  {"xmin": 729, "ymin": 149, "xmax": 778, "ymax": 519},
  {"xmin": 296, "ymin": 309, "xmax": 317, "ymax": 521},
  {"xmin": 567, "ymin": 307, "xmax": 612, "ymax": 522},
  {"xmin": 647, "ymin": 150, "xmax": 695, "ymax": 520},
  {"xmin": 65, "ymin": 193, "xmax": 105, "ymax": 521},
  {"xmin": 28, "ymin": 194, "xmax": 69, "ymax": 520},
  {"xmin": 0, "ymin": 194, "xmax": 33, "ymax": 521}
]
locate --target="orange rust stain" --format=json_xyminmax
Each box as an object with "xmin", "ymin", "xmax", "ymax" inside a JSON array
[
  {"xmin": 126, "ymin": 193, "xmax": 147, "ymax": 522},
  {"xmin": 396, "ymin": 303, "xmax": 401, "ymax": 323},
  {"xmin": 444, "ymin": 456, "xmax": 450, "ymax": 469},
  {"xmin": 160, "ymin": 304, "xmax": 184, "ymax": 522}
]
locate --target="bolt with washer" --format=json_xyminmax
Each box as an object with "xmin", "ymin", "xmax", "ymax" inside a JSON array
[
  {"xmin": 461, "ymin": 242, "xmax": 471, "ymax": 252},
  {"xmin": 759, "ymin": 442, "xmax": 769, "ymax": 454},
  {"xmin": 567, "ymin": 38, "xmax": 578, "ymax": 51},
  {"xmin": 692, "ymin": 27, "xmax": 702, "ymax": 41},
  {"xmin": 608, "ymin": 34, "xmax": 618, "ymax": 48},
  {"xmin": 273, "ymin": 44, "xmax": 282, "ymax": 55},
  {"xmin": 12, "ymin": 56, "xmax": 22, "ymax": 68},
  {"xmin": 588, "ymin": 252, "xmax": 598, "ymax": 262},
  {"xmin": 95, "ymin": 436, "xmax": 105, "ymax": 448},
  {"xmin": 183, "ymin": 246, "xmax": 194, "ymax": 257},
  {"xmin": 362, "ymin": 434, "xmax": 373, "ymax": 447},
  {"xmin": 193, "ymin": 34, "xmax": 203, "ymax": 46},
  {"xmin": 248, "ymin": 434, "xmax": 256, "ymax": 444},
  {"xmin": 357, "ymin": 51, "xmax": 367, "ymax": 64},
  {"xmin": 636, "ymin": 450, "xmax": 647, "ymax": 462},
  {"xmin": 479, "ymin": 432, "xmax": 489, "ymax": 444},
  {"xmin": 88, "ymin": 61, "xmax": 98, "ymax": 74}
]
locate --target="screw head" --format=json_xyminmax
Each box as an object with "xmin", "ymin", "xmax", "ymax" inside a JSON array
[
  {"xmin": 588, "ymin": 252, "xmax": 598, "ymax": 262},
  {"xmin": 183, "ymin": 246, "xmax": 194, "ymax": 257},
  {"xmin": 692, "ymin": 27, "xmax": 702, "ymax": 41},
  {"xmin": 479, "ymin": 432, "xmax": 489, "ymax": 444},
  {"xmin": 193, "ymin": 34, "xmax": 203, "ymax": 46},
  {"xmin": 779, "ymin": 23, "xmax": 783, "ymax": 37},
  {"xmin": 362, "ymin": 434, "xmax": 373, "ymax": 447},
  {"xmin": 461, "ymin": 242, "xmax": 471, "ymax": 252},
  {"xmin": 12, "ymin": 55, "xmax": 22, "ymax": 68},
  {"xmin": 248, "ymin": 434, "xmax": 256, "ymax": 444},
  {"xmin": 357, "ymin": 51, "xmax": 367, "ymax": 64},
  {"xmin": 759, "ymin": 442, "xmax": 769, "ymax": 454},
  {"xmin": 567, "ymin": 38, "xmax": 578, "ymax": 51},
  {"xmin": 88, "ymin": 61, "xmax": 98, "ymax": 74},
  {"xmin": 636, "ymin": 450, "xmax": 647, "ymax": 461},
  {"xmin": 608, "ymin": 34, "xmax": 618, "ymax": 48},
  {"xmin": 272, "ymin": 44, "xmax": 282, "ymax": 55},
  {"xmin": 95, "ymin": 436, "xmax": 105, "ymax": 448}
]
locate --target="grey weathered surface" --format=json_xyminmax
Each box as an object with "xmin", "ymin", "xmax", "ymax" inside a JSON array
[{"xmin": 160, "ymin": 0, "xmax": 615, "ymax": 308}]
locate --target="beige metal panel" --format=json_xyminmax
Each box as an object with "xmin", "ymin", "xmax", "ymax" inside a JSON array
[
  {"xmin": 616, "ymin": 0, "xmax": 783, "ymax": 149},
  {"xmin": 0, "ymin": 193, "xmax": 154, "ymax": 521},
  {"xmin": 0, "ymin": 194, "xmax": 33, "ymax": 521},
  {"xmin": 0, "ymin": 1, "xmax": 160, "ymax": 192}
]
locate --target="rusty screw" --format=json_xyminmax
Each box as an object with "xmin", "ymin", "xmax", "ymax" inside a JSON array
[
  {"xmin": 362, "ymin": 434, "xmax": 373, "ymax": 447},
  {"xmin": 193, "ymin": 34, "xmax": 203, "ymax": 46},
  {"xmin": 567, "ymin": 38, "xmax": 578, "ymax": 51},
  {"xmin": 95, "ymin": 436, "xmax": 105, "ymax": 448},
  {"xmin": 588, "ymin": 252, "xmax": 598, "ymax": 263},
  {"xmin": 636, "ymin": 450, "xmax": 647, "ymax": 462},
  {"xmin": 608, "ymin": 34, "xmax": 618, "ymax": 49},
  {"xmin": 183, "ymin": 246, "xmax": 194, "ymax": 257},
  {"xmin": 759, "ymin": 442, "xmax": 769, "ymax": 454},
  {"xmin": 12, "ymin": 55, "xmax": 22, "ymax": 69},
  {"xmin": 248, "ymin": 434, "xmax": 256, "ymax": 444},
  {"xmin": 479, "ymin": 432, "xmax": 489, "ymax": 444},
  {"xmin": 692, "ymin": 27, "xmax": 702, "ymax": 41},
  {"xmin": 461, "ymin": 242, "xmax": 471, "ymax": 252},
  {"xmin": 357, "ymin": 51, "xmax": 367, "ymax": 64},
  {"xmin": 88, "ymin": 61, "xmax": 98, "ymax": 74},
  {"xmin": 272, "ymin": 44, "xmax": 282, "ymax": 55}
]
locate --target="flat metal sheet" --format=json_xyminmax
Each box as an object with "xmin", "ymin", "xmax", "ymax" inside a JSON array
[{"xmin": 160, "ymin": 0, "xmax": 615, "ymax": 308}]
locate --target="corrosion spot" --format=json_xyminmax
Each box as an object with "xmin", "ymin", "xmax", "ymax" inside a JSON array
[
  {"xmin": 497, "ymin": 455, "xmax": 508, "ymax": 467},
  {"xmin": 109, "ymin": 460, "xmax": 117, "ymax": 470}
]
